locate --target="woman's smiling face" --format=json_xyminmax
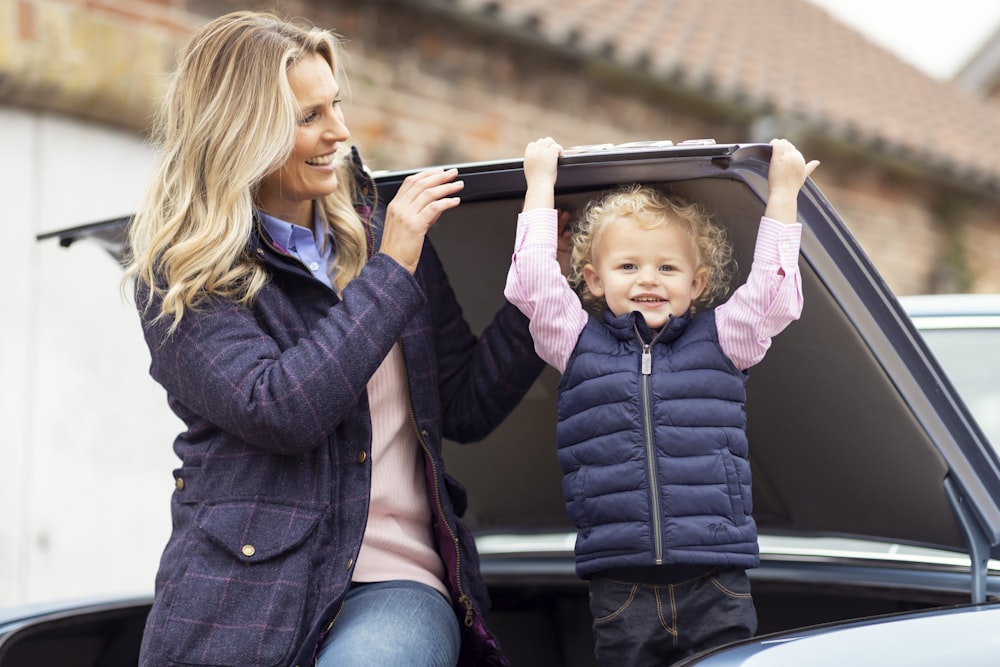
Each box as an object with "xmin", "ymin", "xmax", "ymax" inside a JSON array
[{"xmin": 256, "ymin": 53, "xmax": 350, "ymax": 228}]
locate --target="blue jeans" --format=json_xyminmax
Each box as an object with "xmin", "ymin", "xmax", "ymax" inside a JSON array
[
  {"xmin": 589, "ymin": 566, "xmax": 757, "ymax": 666},
  {"xmin": 316, "ymin": 580, "xmax": 460, "ymax": 667}
]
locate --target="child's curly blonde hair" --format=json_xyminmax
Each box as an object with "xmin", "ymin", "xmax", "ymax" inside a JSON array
[{"xmin": 567, "ymin": 184, "xmax": 735, "ymax": 316}]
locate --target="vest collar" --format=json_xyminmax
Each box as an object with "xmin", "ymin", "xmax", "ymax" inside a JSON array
[{"xmin": 601, "ymin": 309, "xmax": 691, "ymax": 345}]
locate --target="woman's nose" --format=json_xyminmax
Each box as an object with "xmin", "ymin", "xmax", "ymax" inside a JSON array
[{"xmin": 325, "ymin": 115, "xmax": 350, "ymax": 142}]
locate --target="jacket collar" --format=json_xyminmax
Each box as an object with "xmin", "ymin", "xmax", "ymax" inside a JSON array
[{"xmin": 602, "ymin": 308, "xmax": 691, "ymax": 346}]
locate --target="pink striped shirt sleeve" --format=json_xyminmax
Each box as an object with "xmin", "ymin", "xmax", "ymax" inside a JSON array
[
  {"xmin": 716, "ymin": 217, "xmax": 804, "ymax": 370},
  {"xmin": 504, "ymin": 210, "xmax": 802, "ymax": 374},
  {"xmin": 504, "ymin": 208, "xmax": 588, "ymax": 373}
]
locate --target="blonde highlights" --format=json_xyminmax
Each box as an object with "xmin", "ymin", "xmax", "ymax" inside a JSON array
[
  {"xmin": 569, "ymin": 184, "xmax": 734, "ymax": 315},
  {"xmin": 124, "ymin": 11, "xmax": 367, "ymax": 332}
]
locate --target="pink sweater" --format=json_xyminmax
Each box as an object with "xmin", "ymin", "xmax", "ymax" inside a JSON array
[
  {"xmin": 504, "ymin": 208, "xmax": 803, "ymax": 372},
  {"xmin": 353, "ymin": 343, "xmax": 448, "ymax": 597}
]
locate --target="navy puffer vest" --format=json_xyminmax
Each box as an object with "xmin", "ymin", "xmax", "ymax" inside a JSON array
[{"xmin": 556, "ymin": 309, "xmax": 759, "ymax": 578}]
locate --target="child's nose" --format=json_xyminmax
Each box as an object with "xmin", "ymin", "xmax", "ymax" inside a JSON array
[{"xmin": 638, "ymin": 266, "xmax": 658, "ymax": 283}]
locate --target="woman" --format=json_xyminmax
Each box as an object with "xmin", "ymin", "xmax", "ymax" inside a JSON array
[{"xmin": 124, "ymin": 10, "xmax": 543, "ymax": 667}]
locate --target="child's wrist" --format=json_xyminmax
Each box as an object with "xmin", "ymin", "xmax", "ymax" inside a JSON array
[
  {"xmin": 526, "ymin": 179, "xmax": 557, "ymax": 191},
  {"xmin": 767, "ymin": 189, "xmax": 799, "ymax": 204}
]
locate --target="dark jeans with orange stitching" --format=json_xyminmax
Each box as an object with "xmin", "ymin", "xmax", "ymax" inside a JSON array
[{"xmin": 588, "ymin": 566, "xmax": 756, "ymax": 666}]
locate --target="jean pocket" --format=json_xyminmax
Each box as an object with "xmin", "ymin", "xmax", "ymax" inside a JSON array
[
  {"xmin": 708, "ymin": 567, "xmax": 753, "ymax": 599},
  {"xmin": 589, "ymin": 576, "xmax": 641, "ymax": 623},
  {"xmin": 163, "ymin": 501, "xmax": 324, "ymax": 667}
]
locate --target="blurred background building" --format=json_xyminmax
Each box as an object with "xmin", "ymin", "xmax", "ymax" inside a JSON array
[{"xmin": 4, "ymin": 0, "xmax": 1000, "ymax": 606}]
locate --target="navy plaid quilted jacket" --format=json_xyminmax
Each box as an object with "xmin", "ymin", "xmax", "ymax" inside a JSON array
[{"xmin": 136, "ymin": 150, "xmax": 544, "ymax": 667}]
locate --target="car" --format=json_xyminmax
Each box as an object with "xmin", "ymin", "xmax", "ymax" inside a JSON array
[
  {"xmin": 16, "ymin": 140, "xmax": 1000, "ymax": 667},
  {"xmin": 901, "ymin": 293, "xmax": 1000, "ymax": 452}
]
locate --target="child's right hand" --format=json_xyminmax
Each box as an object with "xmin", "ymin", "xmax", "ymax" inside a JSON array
[
  {"xmin": 523, "ymin": 137, "xmax": 563, "ymax": 211},
  {"xmin": 524, "ymin": 137, "xmax": 562, "ymax": 190}
]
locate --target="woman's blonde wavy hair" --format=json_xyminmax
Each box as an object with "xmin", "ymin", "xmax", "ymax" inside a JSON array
[
  {"xmin": 568, "ymin": 184, "xmax": 735, "ymax": 316},
  {"xmin": 124, "ymin": 10, "xmax": 367, "ymax": 333}
]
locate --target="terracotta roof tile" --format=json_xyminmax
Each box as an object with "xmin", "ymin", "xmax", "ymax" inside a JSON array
[{"xmin": 420, "ymin": 0, "xmax": 1000, "ymax": 192}]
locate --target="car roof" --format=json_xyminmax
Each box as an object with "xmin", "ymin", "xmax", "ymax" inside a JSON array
[{"xmin": 38, "ymin": 141, "xmax": 1000, "ymax": 568}]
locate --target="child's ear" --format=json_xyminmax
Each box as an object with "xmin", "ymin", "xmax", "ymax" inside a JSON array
[
  {"xmin": 583, "ymin": 263, "xmax": 604, "ymax": 298},
  {"xmin": 691, "ymin": 267, "xmax": 709, "ymax": 299}
]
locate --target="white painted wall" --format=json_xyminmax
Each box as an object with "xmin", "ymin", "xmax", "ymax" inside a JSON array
[{"xmin": 0, "ymin": 107, "xmax": 180, "ymax": 607}]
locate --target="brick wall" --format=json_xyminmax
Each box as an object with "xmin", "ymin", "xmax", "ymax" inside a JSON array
[
  {"xmin": 0, "ymin": 0, "xmax": 197, "ymax": 129},
  {"xmin": 258, "ymin": 0, "xmax": 723, "ymax": 171},
  {"xmin": 3, "ymin": 0, "xmax": 999, "ymax": 294}
]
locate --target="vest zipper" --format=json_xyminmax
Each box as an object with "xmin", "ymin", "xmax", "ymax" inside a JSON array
[
  {"xmin": 636, "ymin": 324, "xmax": 664, "ymax": 565},
  {"xmin": 397, "ymin": 341, "xmax": 475, "ymax": 627}
]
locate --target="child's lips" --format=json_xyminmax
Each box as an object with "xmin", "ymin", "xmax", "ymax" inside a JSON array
[{"xmin": 632, "ymin": 294, "xmax": 667, "ymax": 305}]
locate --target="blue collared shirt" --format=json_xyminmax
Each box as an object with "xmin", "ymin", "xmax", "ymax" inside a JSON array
[{"xmin": 258, "ymin": 208, "xmax": 335, "ymax": 289}]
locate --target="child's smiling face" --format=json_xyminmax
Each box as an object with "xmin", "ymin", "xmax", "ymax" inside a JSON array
[{"xmin": 582, "ymin": 216, "xmax": 708, "ymax": 330}]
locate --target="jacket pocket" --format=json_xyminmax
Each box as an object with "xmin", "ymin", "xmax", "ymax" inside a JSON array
[
  {"xmin": 563, "ymin": 467, "xmax": 591, "ymax": 535},
  {"xmin": 163, "ymin": 501, "xmax": 324, "ymax": 667},
  {"xmin": 720, "ymin": 449, "xmax": 749, "ymax": 526}
]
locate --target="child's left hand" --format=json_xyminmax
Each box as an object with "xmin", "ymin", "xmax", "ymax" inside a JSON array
[
  {"xmin": 763, "ymin": 139, "xmax": 820, "ymax": 225},
  {"xmin": 768, "ymin": 138, "xmax": 820, "ymax": 196}
]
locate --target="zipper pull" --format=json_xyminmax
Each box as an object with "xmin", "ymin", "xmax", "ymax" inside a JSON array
[
  {"xmin": 641, "ymin": 347, "xmax": 652, "ymax": 375},
  {"xmin": 460, "ymin": 594, "xmax": 474, "ymax": 627}
]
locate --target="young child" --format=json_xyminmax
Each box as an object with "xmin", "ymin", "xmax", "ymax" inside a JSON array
[{"xmin": 505, "ymin": 137, "xmax": 819, "ymax": 666}]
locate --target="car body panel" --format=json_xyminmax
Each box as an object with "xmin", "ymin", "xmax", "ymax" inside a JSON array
[
  {"xmin": 678, "ymin": 603, "xmax": 1000, "ymax": 666},
  {"xmin": 0, "ymin": 597, "xmax": 149, "ymax": 665}
]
